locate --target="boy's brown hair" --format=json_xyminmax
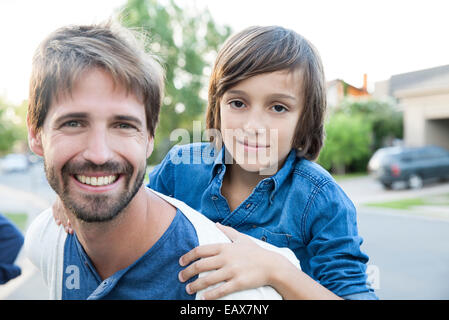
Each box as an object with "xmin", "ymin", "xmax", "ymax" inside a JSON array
[
  {"xmin": 28, "ymin": 21, "xmax": 164, "ymax": 137},
  {"xmin": 206, "ymin": 26, "xmax": 326, "ymax": 160}
]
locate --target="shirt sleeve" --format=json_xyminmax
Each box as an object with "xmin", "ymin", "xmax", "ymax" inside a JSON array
[
  {"xmin": 0, "ymin": 214, "xmax": 24, "ymax": 284},
  {"xmin": 24, "ymin": 208, "xmax": 67, "ymax": 299},
  {"xmin": 147, "ymin": 145, "xmax": 178, "ymax": 196},
  {"xmin": 304, "ymin": 180, "xmax": 377, "ymax": 298}
]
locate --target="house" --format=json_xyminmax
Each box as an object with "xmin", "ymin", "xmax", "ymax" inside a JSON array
[
  {"xmin": 326, "ymin": 74, "xmax": 370, "ymax": 107},
  {"xmin": 374, "ymin": 64, "xmax": 449, "ymax": 150}
]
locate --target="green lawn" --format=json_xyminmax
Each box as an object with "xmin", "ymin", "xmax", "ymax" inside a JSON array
[
  {"xmin": 3, "ymin": 212, "xmax": 28, "ymax": 232},
  {"xmin": 365, "ymin": 193, "xmax": 449, "ymax": 210}
]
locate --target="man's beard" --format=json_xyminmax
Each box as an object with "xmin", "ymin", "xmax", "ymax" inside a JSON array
[{"xmin": 45, "ymin": 159, "xmax": 146, "ymax": 223}]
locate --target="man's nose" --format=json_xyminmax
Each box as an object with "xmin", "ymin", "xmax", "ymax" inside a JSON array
[{"xmin": 82, "ymin": 128, "xmax": 113, "ymax": 165}]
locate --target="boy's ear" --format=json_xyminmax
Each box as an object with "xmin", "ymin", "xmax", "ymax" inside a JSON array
[{"xmin": 27, "ymin": 115, "xmax": 44, "ymax": 156}]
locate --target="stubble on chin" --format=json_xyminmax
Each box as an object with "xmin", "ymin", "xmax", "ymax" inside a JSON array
[{"xmin": 44, "ymin": 159, "xmax": 146, "ymax": 224}]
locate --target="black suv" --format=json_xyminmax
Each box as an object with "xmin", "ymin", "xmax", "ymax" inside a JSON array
[{"xmin": 368, "ymin": 145, "xmax": 449, "ymax": 189}]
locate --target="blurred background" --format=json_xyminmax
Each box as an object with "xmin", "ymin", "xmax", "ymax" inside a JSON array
[{"xmin": 0, "ymin": 0, "xmax": 448, "ymax": 299}]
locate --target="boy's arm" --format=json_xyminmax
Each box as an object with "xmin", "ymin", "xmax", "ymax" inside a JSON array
[
  {"xmin": 179, "ymin": 223, "xmax": 341, "ymax": 300},
  {"xmin": 305, "ymin": 182, "xmax": 378, "ymax": 299}
]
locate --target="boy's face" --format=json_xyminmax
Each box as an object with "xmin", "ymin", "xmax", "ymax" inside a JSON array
[
  {"xmin": 28, "ymin": 68, "xmax": 153, "ymax": 223},
  {"xmin": 219, "ymin": 70, "xmax": 303, "ymax": 174}
]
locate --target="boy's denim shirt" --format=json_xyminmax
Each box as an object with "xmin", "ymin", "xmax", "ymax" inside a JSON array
[{"xmin": 148, "ymin": 142, "xmax": 378, "ymax": 300}]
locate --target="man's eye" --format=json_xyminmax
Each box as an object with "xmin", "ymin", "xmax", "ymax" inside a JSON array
[
  {"xmin": 271, "ymin": 104, "xmax": 288, "ymax": 113},
  {"xmin": 229, "ymin": 100, "xmax": 246, "ymax": 109},
  {"xmin": 116, "ymin": 123, "xmax": 135, "ymax": 129},
  {"xmin": 63, "ymin": 120, "xmax": 81, "ymax": 127}
]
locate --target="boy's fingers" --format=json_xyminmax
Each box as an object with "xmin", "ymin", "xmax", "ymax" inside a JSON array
[
  {"xmin": 216, "ymin": 223, "xmax": 250, "ymax": 243},
  {"xmin": 201, "ymin": 280, "xmax": 237, "ymax": 300},
  {"xmin": 179, "ymin": 256, "xmax": 223, "ymax": 283},
  {"xmin": 179, "ymin": 243, "xmax": 224, "ymax": 266},
  {"xmin": 185, "ymin": 268, "xmax": 229, "ymax": 296}
]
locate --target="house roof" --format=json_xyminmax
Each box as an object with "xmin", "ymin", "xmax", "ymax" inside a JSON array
[{"xmin": 389, "ymin": 64, "xmax": 449, "ymax": 95}]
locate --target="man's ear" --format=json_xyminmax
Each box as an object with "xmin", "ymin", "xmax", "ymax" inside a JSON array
[
  {"xmin": 27, "ymin": 115, "xmax": 44, "ymax": 156},
  {"xmin": 146, "ymin": 136, "xmax": 154, "ymax": 159}
]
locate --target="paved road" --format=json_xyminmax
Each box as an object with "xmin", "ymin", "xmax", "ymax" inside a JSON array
[
  {"xmin": 1, "ymin": 167, "xmax": 448, "ymax": 299},
  {"xmin": 357, "ymin": 207, "xmax": 449, "ymax": 299}
]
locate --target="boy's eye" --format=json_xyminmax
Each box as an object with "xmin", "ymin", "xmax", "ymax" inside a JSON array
[
  {"xmin": 229, "ymin": 100, "xmax": 246, "ymax": 109},
  {"xmin": 271, "ymin": 104, "xmax": 288, "ymax": 113}
]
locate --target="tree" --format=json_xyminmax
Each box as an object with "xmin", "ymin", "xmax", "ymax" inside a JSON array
[
  {"xmin": 338, "ymin": 98, "xmax": 403, "ymax": 152},
  {"xmin": 119, "ymin": 0, "xmax": 231, "ymax": 164},
  {"xmin": 0, "ymin": 98, "xmax": 27, "ymax": 155},
  {"xmin": 318, "ymin": 113, "xmax": 372, "ymax": 174}
]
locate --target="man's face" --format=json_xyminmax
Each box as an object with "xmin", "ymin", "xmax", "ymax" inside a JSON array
[{"xmin": 29, "ymin": 68, "xmax": 153, "ymax": 223}]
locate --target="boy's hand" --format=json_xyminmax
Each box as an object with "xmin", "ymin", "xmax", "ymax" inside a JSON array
[
  {"xmin": 178, "ymin": 223, "xmax": 279, "ymax": 300},
  {"xmin": 52, "ymin": 197, "xmax": 73, "ymax": 234}
]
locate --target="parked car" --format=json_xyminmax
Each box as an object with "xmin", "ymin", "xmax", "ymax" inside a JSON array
[
  {"xmin": 0, "ymin": 153, "xmax": 29, "ymax": 173},
  {"xmin": 367, "ymin": 145, "xmax": 449, "ymax": 189}
]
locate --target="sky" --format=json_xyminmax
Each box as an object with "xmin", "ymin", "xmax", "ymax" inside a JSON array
[{"xmin": 1, "ymin": 0, "xmax": 448, "ymax": 104}]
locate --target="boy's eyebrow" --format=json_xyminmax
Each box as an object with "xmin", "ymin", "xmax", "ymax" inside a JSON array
[
  {"xmin": 266, "ymin": 93, "xmax": 297, "ymax": 101},
  {"xmin": 226, "ymin": 90, "xmax": 297, "ymax": 101}
]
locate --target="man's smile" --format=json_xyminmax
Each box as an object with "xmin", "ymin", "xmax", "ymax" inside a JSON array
[{"xmin": 75, "ymin": 174, "xmax": 119, "ymax": 186}]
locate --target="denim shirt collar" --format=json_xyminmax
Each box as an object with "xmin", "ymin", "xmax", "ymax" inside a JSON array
[
  {"xmin": 209, "ymin": 147, "xmax": 298, "ymax": 202},
  {"xmin": 209, "ymin": 146, "xmax": 226, "ymax": 183}
]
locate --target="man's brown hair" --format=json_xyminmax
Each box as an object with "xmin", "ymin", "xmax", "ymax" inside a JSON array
[
  {"xmin": 206, "ymin": 26, "xmax": 326, "ymax": 160},
  {"xmin": 28, "ymin": 21, "xmax": 164, "ymax": 137}
]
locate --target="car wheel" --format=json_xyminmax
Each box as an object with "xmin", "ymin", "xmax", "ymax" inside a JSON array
[
  {"xmin": 381, "ymin": 182, "xmax": 393, "ymax": 190},
  {"xmin": 408, "ymin": 174, "xmax": 423, "ymax": 189}
]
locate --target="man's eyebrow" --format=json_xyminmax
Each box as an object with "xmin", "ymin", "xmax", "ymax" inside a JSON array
[
  {"xmin": 113, "ymin": 115, "xmax": 144, "ymax": 127},
  {"xmin": 55, "ymin": 112, "xmax": 88, "ymax": 123}
]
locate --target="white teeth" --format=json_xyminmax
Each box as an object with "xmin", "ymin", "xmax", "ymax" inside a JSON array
[{"xmin": 75, "ymin": 175, "xmax": 118, "ymax": 186}]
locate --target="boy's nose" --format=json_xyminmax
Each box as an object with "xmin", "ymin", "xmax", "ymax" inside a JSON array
[
  {"xmin": 243, "ymin": 111, "xmax": 267, "ymax": 135},
  {"xmin": 82, "ymin": 129, "xmax": 113, "ymax": 165}
]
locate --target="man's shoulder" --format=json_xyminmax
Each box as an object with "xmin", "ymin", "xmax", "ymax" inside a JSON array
[
  {"xmin": 149, "ymin": 188, "xmax": 300, "ymax": 300},
  {"xmin": 24, "ymin": 207, "xmax": 67, "ymax": 299},
  {"xmin": 25, "ymin": 208, "xmax": 59, "ymax": 252},
  {"xmin": 150, "ymin": 188, "xmax": 229, "ymax": 245}
]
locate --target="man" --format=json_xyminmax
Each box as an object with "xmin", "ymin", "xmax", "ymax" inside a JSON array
[{"xmin": 24, "ymin": 21, "xmax": 300, "ymax": 300}]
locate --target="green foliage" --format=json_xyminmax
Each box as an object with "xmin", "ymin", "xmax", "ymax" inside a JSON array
[
  {"xmin": 0, "ymin": 98, "xmax": 27, "ymax": 155},
  {"xmin": 338, "ymin": 98, "xmax": 403, "ymax": 151},
  {"xmin": 120, "ymin": 0, "xmax": 231, "ymax": 164},
  {"xmin": 318, "ymin": 113, "xmax": 372, "ymax": 174},
  {"xmin": 318, "ymin": 98, "xmax": 403, "ymax": 174}
]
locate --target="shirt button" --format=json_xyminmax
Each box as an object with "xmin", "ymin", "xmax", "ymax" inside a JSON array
[
  {"xmin": 211, "ymin": 195, "xmax": 218, "ymax": 200},
  {"xmin": 261, "ymin": 236, "xmax": 267, "ymax": 242}
]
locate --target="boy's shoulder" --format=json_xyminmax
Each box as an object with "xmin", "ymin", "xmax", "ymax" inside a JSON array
[
  {"xmin": 292, "ymin": 157, "xmax": 335, "ymax": 187},
  {"xmin": 167, "ymin": 142, "xmax": 218, "ymax": 165}
]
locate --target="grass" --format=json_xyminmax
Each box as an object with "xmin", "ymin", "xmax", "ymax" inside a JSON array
[
  {"xmin": 365, "ymin": 198, "xmax": 428, "ymax": 210},
  {"xmin": 365, "ymin": 193, "xmax": 449, "ymax": 210},
  {"xmin": 3, "ymin": 212, "xmax": 28, "ymax": 232},
  {"xmin": 332, "ymin": 172, "xmax": 368, "ymax": 181}
]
